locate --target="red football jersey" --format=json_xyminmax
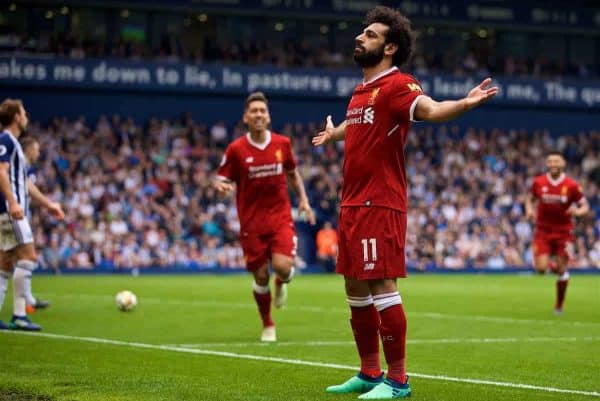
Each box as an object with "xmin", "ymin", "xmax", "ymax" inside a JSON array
[
  {"xmin": 531, "ymin": 173, "xmax": 584, "ymax": 232},
  {"xmin": 342, "ymin": 67, "xmax": 426, "ymax": 212},
  {"xmin": 217, "ymin": 131, "xmax": 296, "ymax": 232}
]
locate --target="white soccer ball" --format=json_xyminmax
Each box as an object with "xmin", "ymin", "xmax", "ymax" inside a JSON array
[{"xmin": 115, "ymin": 290, "xmax": 138, "ymax": 311}]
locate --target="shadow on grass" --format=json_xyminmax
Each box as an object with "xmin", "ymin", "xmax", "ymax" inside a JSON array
[{"xmin": 0, "ymin": 387, "xmax": 54, "ymax": 401}]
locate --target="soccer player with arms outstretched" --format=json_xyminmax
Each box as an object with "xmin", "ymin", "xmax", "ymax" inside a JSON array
[
  {"xmin": 214, "ymin": 92, "xmax": 315, "ymax": 342},
  {"xmin": 313, "ymin": 7, "xmax": 497, "ymax": 399},
  {"xmin": 525, "ymin": 151, "xmax": 589, "ymax": 314},
  {"xmin": 0, "ymin": 99, "xmax": 64, "ymax": 331}
]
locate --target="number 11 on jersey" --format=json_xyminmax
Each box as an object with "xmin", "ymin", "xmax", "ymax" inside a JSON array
[{"xmin": 362, "ymin": 238, "xmax": 377, "ymax": 270}]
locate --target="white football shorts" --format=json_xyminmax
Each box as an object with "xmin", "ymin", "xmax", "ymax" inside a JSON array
[{"xmin": 0, "ymin": 213, "xmax": 33, "ymax": 251}]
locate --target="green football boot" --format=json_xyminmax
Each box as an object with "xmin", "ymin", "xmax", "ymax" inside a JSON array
[
  {"xmin": 358, "ymin": 377, "xmax": 411, "ymax": 399},
  {"xmin": 326, "ymin": 373, "xmax": 383, "ymax": 394}
]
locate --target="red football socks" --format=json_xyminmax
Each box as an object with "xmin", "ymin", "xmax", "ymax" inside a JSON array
[
  {"xmin": 350, "ymin": 304, "xmax": 382, "ymax": 378},
  {"xmin": 378, "ymin": 304, "xmax": 407, "ymax": 384},
  {"xmin": 253, "ymin": 290, "xmax": 274, "ymax": 327},
  {"xmin": 556, "ymin": 279, "xmax": 569, "ymax": 310}
]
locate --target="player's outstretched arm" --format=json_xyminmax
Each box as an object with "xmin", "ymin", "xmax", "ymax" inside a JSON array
[
  {"xmin": 213, "ymin": 176, "xmax": 235, "ymax": 196},
  {"xmin": 414, "ymin": 78, "xmax": 498, "ymax": 123},
  {"xmin": 568, "ymin": 197, "xmax": 590, "ymax": 217},
  {"xmin": 26, "ymin": 179, "xmax": 65, "ymax": 220},
  {"xmin": 312, "ymin": 116, "xmax": 347, "ymax": 146},
  {"xmin": 0, "ymin": 162, "xmax": 23, "ymax": 220},
  {"xmin": 286, "ymin": 169, "xmax": 316, "ymax": 225}
]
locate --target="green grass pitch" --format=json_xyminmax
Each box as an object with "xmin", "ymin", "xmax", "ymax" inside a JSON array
[{"xmin": 1, "ymin": 273, "xmax": 599, "ymax": 401}]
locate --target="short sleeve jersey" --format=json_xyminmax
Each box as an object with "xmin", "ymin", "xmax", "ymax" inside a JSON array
[
  {"xmin": 0, "ymin": 131, "xmax": 29, "ymax": 215},
  {"xmin": 531, "ymin": 174, "xmax": 584, "ymax": 232},
  {"xmin": 342, "ymin": 67, "xmax": 426, "ymax": 212},
  {"xmin": 217, "ymin": 131, "xmax": 296, "ymax": 233}
]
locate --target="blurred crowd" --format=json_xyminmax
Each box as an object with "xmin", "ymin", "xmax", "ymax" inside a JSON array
[
  {"xmin": 3, "ymin": 31, "xmax": 597, "ymax": 79},
  {"xmin": 24, "ymin": 116, "xmax": 600, "ymax": 271},
  {"xmin": 400, "ymin": 126, "xmax": 600, "ymax": 270}
]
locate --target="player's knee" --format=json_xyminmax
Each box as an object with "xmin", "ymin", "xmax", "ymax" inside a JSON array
[
  {"xmin": 0, "ymin": 265, "xmax": 13, "ymax": 274},
  {"xmin": 344, "ymin": 278, "xmax": 370, "ymax": 297},
  {"xmin": 369, "ymin": 279, "xmax": 397, "ymax": 294},
  {"xmin": 16, "ymin": 246, "xmax": 37, "ymax": 262},
  {"xmin": 271, "ymin": 254, "xmax": 293, "ymax": 271},
  {"xmin": 272, "ymin": 260, "xmax": 292, "ymax": 276},
  {"xmin": 0, "ymin": 251, "xmax": 14, "ymax": 273},
  {"xmin": 253, "ymin": 266, "xmax": 270, "ymax": 286},
  {"xmin": 533, "ymin": 258, "xmax": 548, "ymax": 274},
  {"xmin": 274, "ymin": 266, "xmax": 295, "ymax": 283}
]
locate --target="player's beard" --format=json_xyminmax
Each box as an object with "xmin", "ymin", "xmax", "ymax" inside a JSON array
[
  {"xmin": 353, "ymin": 43, "xmax": 385, "ymax": 68},
  {"xmin": 549, "ymin": 168, "xmax": 563, "ymax": 178}
]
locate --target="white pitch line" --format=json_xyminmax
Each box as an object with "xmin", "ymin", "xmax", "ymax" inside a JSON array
[
  {"xmin": 167, "ymin": 340, "xmax": 356, "ymax": 348},
  {"xmin": 414, "ymin": 312, "xmax": 600, "ymax": 327},
  {"xmin": 3, "ymin": 331, "xmax": 600, "ymax": 398},
  {"xmin": 164, "ymin": 336, "xmax": 600, "ymax": 348},
  {"xmin": 38, "ymin": 292, "xmax": 600, "ymax": 327}
]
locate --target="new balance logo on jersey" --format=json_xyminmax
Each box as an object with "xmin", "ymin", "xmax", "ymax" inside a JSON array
[
  {"xmin": 245, "ymin": 157, "xmax": 254, "ymax": 163},
  {"xmin": 363, "ymin": 107, "xmax": 374, "ymax": 124},
  {"xmin": 364, "ymin": 262, "xmax": 375, "ymax": 270}
]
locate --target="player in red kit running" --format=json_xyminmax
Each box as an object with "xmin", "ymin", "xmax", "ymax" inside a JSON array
[
  {"xmin": 313, "ymin": 6, "xmax": 497, "ymax": 399},
  {"xmin": 214, "ymin": 92, "xmax": 315, "ymax": 342},
  {"xmin": 525, "ymin": 151, "xmax": 589, "ymax": 314}
]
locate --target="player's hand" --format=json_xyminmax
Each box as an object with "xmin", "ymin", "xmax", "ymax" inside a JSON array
[
  {"xmin": 566, "ymin": 208, "xmax": 581, "ymax": 217},
  {"xmin": 298, "ymin": 199, "xmax": 316, "ymax": 225},
  {"xmin": 526, "ymin": 210, "xmax": 536, "ymax": 221},
  {"xmin": 8, "ymin": 200, "xmax": 24, "ymax": 220},
  {"xmin": 312, "ymin": 115, "xmax": 335, "ymax": 147},
  {"xmin": 48, "ymin": 202, "xmax": 65, "ymax": 220},
  {"xmin": 214, "ymin": 179, "xmax": 234, "ymax": 195},
  {"xmin": 464, "ymin": 78, "xmax": 498, "ymax": 109}
]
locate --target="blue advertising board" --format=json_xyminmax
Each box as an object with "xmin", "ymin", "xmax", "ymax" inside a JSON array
[{"xmin": 1, "ymin": 57, "xmax": 600, "ymax": 110}]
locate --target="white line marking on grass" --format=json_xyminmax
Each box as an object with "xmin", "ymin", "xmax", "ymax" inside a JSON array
[
  {"xmin": 39, "ymin": 292, "xmax": 600, "ymax": 327},
  {"xmin": 414, "ymin": 312, "xmax": 600, "ymax": 327},
  {"xmin": 164, "ymin": 336, "xmax": 600, "ymax": 348},
  {"xmin": 3, "ymin": 331, "xmax": 600, "ymax": 398},
  {"xmin": 167, "ymin": 340, "xmax": 357, "ymax": 348}
]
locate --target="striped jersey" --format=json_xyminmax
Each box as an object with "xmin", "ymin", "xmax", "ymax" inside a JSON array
[{"xmin": 0, "ymin": 130, "xmax": 29, "ymax": 216}]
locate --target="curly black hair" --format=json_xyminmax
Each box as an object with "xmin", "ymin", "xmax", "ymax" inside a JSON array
[{"xmin": 364, "ymin": 6, "xmax": 414, "ymax": 67}]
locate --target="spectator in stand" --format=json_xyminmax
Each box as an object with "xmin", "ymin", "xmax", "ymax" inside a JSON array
[{"xmin": 316, "ymin": 221, "xmax": 338, "ymax": 272}]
